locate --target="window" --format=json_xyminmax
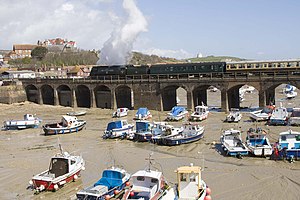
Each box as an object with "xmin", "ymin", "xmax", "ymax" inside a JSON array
[
  {"xmin": 151, "ymin": 178, "xmax": 158, "ymax": 183},
  {"xmin": 296, "ymin": 135, "xmax": 300, "ymax": 141},
  {"xmin": 71, "ymin": 160, "xmax": 75, "ymax": 165},
  {"xmin": 180, "ymin": 173, "xmax": 187, "ymax": 181},
  {"xmin": 137, "ymin": 176, "xmax": 145, "ymax": 181},
  {"xmin": 281, "ymin": 136, "xmax": 287, "ymax": 141},
  {"xmin": 190, "ymin": 173, "xmax": 196, "ymax": 182}
]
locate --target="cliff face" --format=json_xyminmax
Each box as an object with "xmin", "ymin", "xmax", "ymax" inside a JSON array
[{"xmin": 0, "ymin": 82, "xmax": 27, "ymax": 104}]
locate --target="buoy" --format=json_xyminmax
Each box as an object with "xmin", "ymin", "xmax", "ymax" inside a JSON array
[
  {"xmin": 29, "ymin": 180, "xmax": 33, "ymax": 185},
  {"xmin": 73, "ymin": 174, "xmax": 78, "ymax": 181},
  {"xmin": 114, "ymin": 189, "xmax": 119, "ymax": 195},
  {"xmin": 82, "ymin": 166, "xmax": 85, "ymax": 171},
  {"xmin": 205, "ymin": 195, "xmax": 212, "ymax": 200},
  {"xmin": 125, "ymin": 182, "xmax": 131, "ymax": 187},
  {"xmin": 54, "ymin": 184, "xmax": 59, "ymax": 190},
  {"xmin": 130, "ymin": 191, "xmax": 135, "ymax": 196},
  {"xmin": 105, "ymin": 194, "xmax": 110, "ymax": 199},
  {"xmin": 206, "ymin": 187, "xmax": 212, "ymax": 195}
]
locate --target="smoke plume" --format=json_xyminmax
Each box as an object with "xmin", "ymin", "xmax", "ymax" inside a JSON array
[{"xmin": 97, "ymin": 0, "xmax": 147, "ymax": 65}]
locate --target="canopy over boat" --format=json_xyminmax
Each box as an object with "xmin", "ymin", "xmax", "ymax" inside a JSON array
[
  {"xmin": 106, "ymin": 121, "xmax": 123, "ymax": 131},
  {"xmin": 170, "ymin": 106, "xmax": 186, "ymax": 116},
  {"xmin": 94, "ymin": 169, "xmax": 124, "ymax": 190}
]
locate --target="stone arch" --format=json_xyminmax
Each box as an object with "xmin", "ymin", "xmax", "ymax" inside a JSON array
[
  {"xmin": 25, "ymin": 84, "xmax": 38, "ymax": 104},
  {"xmin": 76, "ymin": 85, "xmax": 91, "ymax": 108},
  {"xmin": 161, "ymin": 85, "xmax": 188, "ymax": 111},
  {"xmin": 57, "ymin": 85, "xmax": 72, "ymax": 107},
  {"xmin": 41, "ymin": 84, "xmax": 54, "ymax": 105},
  {"xmin": 94, "ymin": 85, "xmax": 111, "ymax": 109},
  {"xmin": 115, "ymin": 85, "xmax": 133, "ymax": 109}
]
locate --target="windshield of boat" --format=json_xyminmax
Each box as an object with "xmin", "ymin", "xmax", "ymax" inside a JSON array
[
  {"xmin": 49, "ymin": 158, "xmax": 69, "ymax": 178},
  {"xmin": 291, "ymin": 111, "xmax": 300, "ymax": 117}
]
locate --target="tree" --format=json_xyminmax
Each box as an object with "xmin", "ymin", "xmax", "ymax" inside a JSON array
[{"xmin": 31, "ymin": 46, "xmax": 48, "ymax": 60}]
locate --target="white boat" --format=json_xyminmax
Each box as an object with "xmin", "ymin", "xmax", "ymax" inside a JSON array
[
  {"xmin": 225, "ymin": 108, "xmax": 242, "ymax": 123},
  {"xmin": 190, "ymin": 103, "xmax": 209, "ymax": 121},
  {"xmin": 246, "ymin": 128, "xmax": 272, "ymax": 156},
  {"xmin": 249, "ymin": 106, "xmax": 274, "ymax": 121},
  {"xmin": 76, "ymin": 166, "xmax": 131, "ymax": 200},
  {"xmin": 166, "ymin": 106, "xmax": 188, "ymax": 121},
  {"xmin": 66, "ymin": 110, "xmax": 87, "ymax": 116},
  {"xmin": 208, "ymin": 86, "xmax": 218, "ymax": 92},
  {"xmin": 278, "ymin": 130, "xmax": 300, "ymax": 161},
  {"xmin": 123, "ymin": 155, "xmax": 171, "ymax": 200},
  {"xmin": 269, "ymin": 104, "xmax": 288, "ymax": 125},
  {"xmin": 240, "ymin": 85, "xmax": 255, "ymax": 93},
  {"xmin": 151, "ymin": 123, "xmax": 184, "ymax": 145},
  {"xmin": 3, "ymin": 114, "xmax": 42, "ymax": 130},
  {"xmin": 289, "ymin": 108, "xmax": 300, "ymax": 126},
  {"xmin": 103, "ymin": 120, "xmax": 134, "ymax": 139},
  {"xmin": 29, "ymin": 145, "xmax": 85, "ymax": 193},
  {"xmin": 286, "ymin": 90, "xmax": 298, "ymax": 99},
  {"xmin": 283, "ymin": 84, "xmax": 296, "ymax": 93},
  {"xmin": 161, "ymin": 163, "xmax": 212, "ymax": 200},
  {"xmin": 220, "ymin": 129, "xmax": 249, "ymax": 157},
  {"xmin": 134, "ymin": 107, "xmax": 152, "ymax": 120},
  {"xmin": 112, "ymin": 108, "xmax": 129, "ymax": 118},
  {"xmin": 42, "ymin": 116, "xmax": 86, "ymax": 135}
]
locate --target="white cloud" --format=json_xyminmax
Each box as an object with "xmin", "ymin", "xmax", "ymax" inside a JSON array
[{"xmin": 142, "ymin": 48, "xmax": 193, "ymax": 59}]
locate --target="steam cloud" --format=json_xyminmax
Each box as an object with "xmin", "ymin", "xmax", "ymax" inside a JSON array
[{"xmin": 97, "ymin": 0, "xmax": 147, "ymax": 65}]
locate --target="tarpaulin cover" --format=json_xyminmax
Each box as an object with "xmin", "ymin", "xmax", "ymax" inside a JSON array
[{"xmin": 94, "ymin": 170, "xmax": 123, "ymax": 189}]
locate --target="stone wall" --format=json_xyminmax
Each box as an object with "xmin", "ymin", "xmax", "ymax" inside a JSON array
[{"xmin": 0, "ymin": 81, "xmax": 27, "ymax": 104}]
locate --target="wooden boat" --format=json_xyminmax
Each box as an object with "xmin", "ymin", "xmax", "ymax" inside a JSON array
[
  {"xmin": 161, "ymin": 163, "xmax": 212, "ymax": 200},
  {"xmin": 76, "ymin": 166, "xmax": 131, "ymax": 200},
  {"xmin": 103, "ymin": 120, "xmax": 134, "ymax": 139},
  {"xmin": 112, "ymin": 108, "xmax": 129, "ymax": 118},
  {"xmin": 190, "ymin": 103, "xmax": 209, "ymax": 121},
  {"xmin": 225, "ymin": 108, "xmax": 242, "ymax": 123},
  {"xmin": 269, "ymin": 104, "xmax": 288, "ymax": 125},
  {"xmin": 246, "ymin": 128, "xmax": 272, "ymax": 156},
  {"xmin": 249, "ymin": 106, "xmax": 274, "ymax": 121},
  {"xmin": 160, "ymin": 124, "xmax": 204, "ymax": 146},
  {"xmin": 66, "ymin": 110, "xmax": 87, "ymax": 116},
  {"xmin": 123, "ymin": 155, "xmax": 171, "ymax": 200},
  {"xmin": 278, "ymin": 129, "xmax": 300, "ymax": 161},
  {"xmin": 166, "ymin": 106, "xmax": 188, "ymax": 121},
  {"xmin": 43, "ymin": 116, "xmax": 86, "ymax": 135},
  {"xmin": 288, "ymin": 108, "xmax": 300, "ymax": 126},
  {"xmin": 220, "ymin": 129, "xmax": 249, "ymax": 157},
  {"xmin": 29, "ymin": 145, "xmax": 85, "ymax": 193},
  {"xmin": 3, "ymin": 114, "xmax": 42, "ymax": 130},
  {"xmin": 134, "ymin": 107, "xmax": 152, "ymax": 120}
]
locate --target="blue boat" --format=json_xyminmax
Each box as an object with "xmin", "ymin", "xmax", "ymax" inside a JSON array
[
  {"xmin": 278, "ymin": 130, "xmax": 300, "ymax": 161},
  {"xmin": 103, "ymin": 120, "xmax": 134, "ymax": 139},
  {"xmin": 166, "ymin": 106, "xmax": 188, "ymax": 121},
  {"xmin": 160, "ymin": 124, "xmax": 204, "ymax": 146},
  {"xmin": 133, "ymin": 121, "xmax": 153, "ymax": 142},
  {"xmin": 135, "ymin": 107, "xmax": 152, "ymax": 120},
  {"xmin": 76, "ymin": 167, "xmax": 131, "ymax": 200}
]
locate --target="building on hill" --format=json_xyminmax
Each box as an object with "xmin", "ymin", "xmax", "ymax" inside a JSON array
[
  {"xmin": 38, "ymin": 38, "xmax": 77, "ymax": 52},
  {"xmin": 13, "ymin": 44, "xmax": 37, "ymax": 59},
  {"xmin": 66, "ymin": 65, "xmax": 92, "ymax": 78}
]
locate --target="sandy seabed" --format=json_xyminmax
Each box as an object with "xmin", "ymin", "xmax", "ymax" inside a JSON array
[{"xmin": 1, "ymin": 87, "xmax": 300, "ymax": 200}]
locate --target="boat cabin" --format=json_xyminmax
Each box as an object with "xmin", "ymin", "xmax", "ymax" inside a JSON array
[
  {"xmin": 49, "ymin": 153, "xmax": 76, "ymax": 178},
  {"xmin": 279, "ymin": 130, "xmax": 300, "ymax": 149},
  {"xmin": 175, "ymin": 164, "xmax": 202, "ymax": 199}
]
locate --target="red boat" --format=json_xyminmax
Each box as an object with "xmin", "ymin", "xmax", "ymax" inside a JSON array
[{"xmin": 29, "ymin": 145, "xmax": 85, "ymax": 193}]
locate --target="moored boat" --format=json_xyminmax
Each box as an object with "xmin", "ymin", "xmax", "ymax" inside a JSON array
[
  {"xmin": 151, "ymin": 123, "xmax": 183, "ymax": 145},
  {"xmin": 134, "ymin": 107, "xmax": 152, "ymax": 120},
  {"xmin": 166, "ymin": 106, "xmax": 188, "ymax": 121},
  {"xmin": 76, "ymin": 166, "xmax": 131, "ymax": 200},
  {"xmin": 160, "ymin": 124, "xmax": 204, "ymax": 146},
  {"xmin": 66, "ymin": 110, "xmax": 87, "ymax": 116},
  {"xmin": 43, "ymin": 115, "xmax": 86, "ymax": 135},
  {"xmin": 161, "ymin": 163, "xmax": 212, "ymax": 200},
  {"xmin": 269, "ymin": 104, "xmax": 288, "ymax": 125},
  {"xmin": 190, "ymin": 103, "xmax": 209, "ymax": 121},
  {"xmin": 246, "ymin": 128, "xmax": 272, "ymax": 156},
  {"xmin": 133, "ymin": 120, "xmax": 153, "ymax": 142},
  {"xmin": 249, "ymin": 106, "xmax": 274, "ymax": 121},
  {"xmin": 225, "ymin": 108, "xmax": 242, "ymax": 123},
  {"xmin": 29, "ymin": 145, "xmax": 85, "ymax": 193},
  {"xmin": 288, "ymin": 108, "xmax": 300, "ymax": 126},
  {"xmin": 113, "ymin": 107, "xmax": 129, "ymax": 118},
  {"xmin": 220, "ymin": 129, "xmax": 249, "ymax": 157},
  {"xmin": 3, "ymin": 114, "xmax": 42, "ymax": 130},
  {"xmin": 278, "ymin": 129, "xmax": 300, "ymax": 161},
  {"xmin": 103, "ymin": 120, "xmax": 134, "ymax": 139}
]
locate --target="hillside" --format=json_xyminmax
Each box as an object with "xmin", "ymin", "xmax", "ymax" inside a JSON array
[{"xmin": 185, "ymin": 55, "xmax": 246, "ymax": 63}]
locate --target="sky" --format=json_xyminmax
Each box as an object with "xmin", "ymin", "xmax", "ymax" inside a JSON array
[{"xmin": 0, "ymin": 0, "xmax": 299, "ymax": 60}]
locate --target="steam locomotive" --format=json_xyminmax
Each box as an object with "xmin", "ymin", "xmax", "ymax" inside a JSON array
[{"xmin": 89, "ymin": 59, "xmax": 300, "ymax": 78}]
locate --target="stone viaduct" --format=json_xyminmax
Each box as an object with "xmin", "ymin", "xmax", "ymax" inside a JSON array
[{"xmin": 20, "ymin": 71, "xmax": 300, "ymax": 112}]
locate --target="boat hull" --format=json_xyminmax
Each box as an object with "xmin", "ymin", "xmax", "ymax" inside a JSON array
[
  {"xmin": 43, "ymin": 121, "xmax": 86, "ymax": 135},
  {"xmin": 134, "ymin": 132, "xmax": 153, "ymax": 142},
  {"xmin": 247, "ymin": 146, "xmax": 272, "ymax": 156},
  {"xmin": 269, "ymin": 119, "xmax": 287, "ymax": 126},
  {"xmin": 160, "ymin": 132, "xmax": 204, "ymax": 146}
]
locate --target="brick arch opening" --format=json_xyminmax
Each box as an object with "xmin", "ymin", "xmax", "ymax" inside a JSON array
[
  {"xmin": 94, "ymin": 85, "xmax": 111, "ymax": 109},
  {"xmin": 76, "ymin": 85, "xmax": 90, "ymax": 108},
  {"xmin": 57, "ymin": 85, "xmax": 71, "ymax": 107},
  {"xmin": 115, "ymin": 85, "xmax": 133, "ymax": 109},
  {"xmin": 161, "ymin": 85, "xmax": 187, "ymax": 111},
  {"xmin": 41, "ymin": 84, "xmax": 54, "ymax": 105},
  {"xmin": 25, "ymin": 84, "xmax": 38, "ymax": 104}
]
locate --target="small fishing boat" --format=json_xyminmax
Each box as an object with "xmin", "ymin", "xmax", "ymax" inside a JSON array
[
  {"xmin": 166, "ymin": 106, "xmax": 188, "ymax": 121},
  {"xmin": 134, "ymin": 107, "xmax": 152, "ymax": 120},
  {"xmin": 249, "ymin": 106, "xmax": 274, "ymax": 121},
  {"xmin": 43, "ymin": 116, "xmax": 86, "ymax": 135},
  {"xmin": 246, "ymin": 128, "xmax": 272, "ymax": 156},
  {"xmin": 160, "ymin": 124, "xmax": 204, "ymax": 146},
  {"xmin": 103, "ymin": 120, "xmax": 134, "ymax": 139},
  {"xmin": 123, "ymin": 155, "xmax": 171, "ymax": 200},
  {"xmin": 3, "ymin": 114, "xmax": 42, "ymax": 130},
  {"xmin": 76, "ymin": 166, "xmax": 131, "ymax": 200},
  {"xmin": 220, "ymin": 129, "xmax": 249, "ymax": 157},
  {"xmin": 151, "ymin": 123, "xmax": 183, "ymax": 145},
  {"xmin": 269, "ymin": 104, "xmax": 288, "ymax": 125},
  {"xmin": 209, "ymin": 86, "xmax": 218, "ymax": 92},
  {"xmin": 225, "ymin": 108, "xmax": 242, "ymax": 123},
  {"xmin": 29, "ymin": 145, "xmax": 85, "ymax": 193},
  {"xmin": 288, "ymin": 108, "xmax": 300, "ymax": 126},
  {"xmin": 133, "ymin": 121, "xmax": 153, "ymax": 142},
  {"xmin": 283, "ymin": 84, "xmax": 296, "ymax": 93},
  {"xmin": 285, "ymin": 90, "xmax": 298, "ymax": 99},
  {"xmin": 66, "ymin": 110, "xmax": 87, "ymax": 116},
  {"xmin": 278, "ymin": 129, "xmax": 300, "ymax": 161},
  {"xmin": 161, "ymin": 163, "xmax": 212, "ymax": 200},
  {"xmin": 190, "ymin": 103, "xmax": 209, "ymax": 121},
  {"xmin": 112, "ymin": 107, "xmax": 129, "ymax": 118}
]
